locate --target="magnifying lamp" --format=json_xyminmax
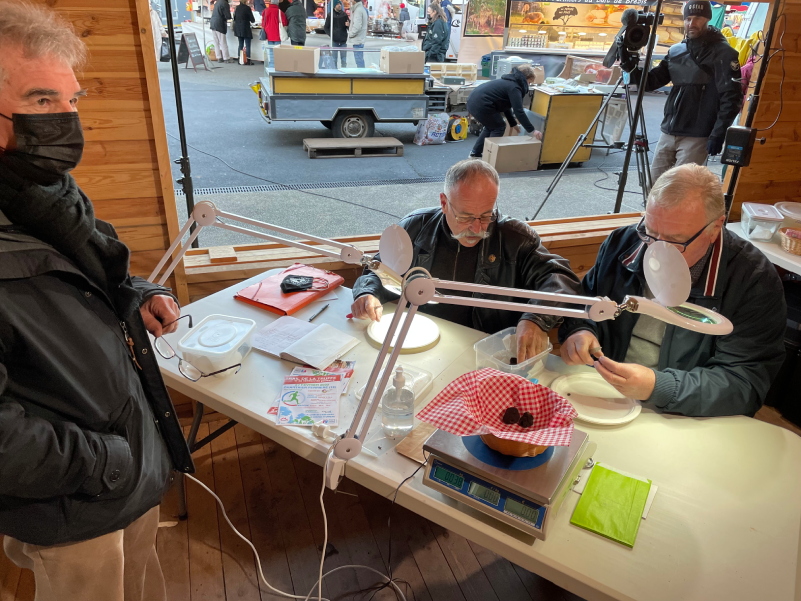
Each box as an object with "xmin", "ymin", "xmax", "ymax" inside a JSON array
[{"xmin": 149, "ymin": 204, "xmax": 733, "ymax": 490}]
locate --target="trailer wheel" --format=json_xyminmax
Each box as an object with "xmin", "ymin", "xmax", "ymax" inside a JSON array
[
  {"xmin": 320, "ymin": 120, "xmax": 333, "ymax": 129},
  {"xmin": 332, "ymin": 111, "xmax": 375, "ymax": 138}
]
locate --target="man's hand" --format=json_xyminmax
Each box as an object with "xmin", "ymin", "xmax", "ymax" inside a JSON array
[
  {"xmin": 561, "ymin": 330, "xmax": 603, "ymax": 366},
  {"xmin": 516, "ymin": 320, "xmax": 549, "ymax": 363},
  {"xmin": 509, "ymin": 125, "xmax": 521, "ymax": 136},
  {"xmin": 351, "ymin": 294, "xmax": 383, "ymax": 321},
  {"xmin": 140, "ymin": 295, "xmax": 181, "ymax": 337},
  {"xmin": 531, "ymin": 130, "xmax": 543, "ymax": 141},
  {"xmin": 594, "ymin": 356, "xmax": 656, "ymax": 401}
]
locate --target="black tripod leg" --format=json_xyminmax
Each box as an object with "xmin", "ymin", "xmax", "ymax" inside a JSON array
[{"xmin": 532, "ymin": 77, "xmax": 625, "ymax": 220}]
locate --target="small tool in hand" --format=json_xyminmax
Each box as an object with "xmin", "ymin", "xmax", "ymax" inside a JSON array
[
  {"xmin": 589, "ymin": 346, "xmax": 602, "ymax": 363},
  {"xmin": 308, "ymin": 303, "xmax": 330, "ymax": 322}
]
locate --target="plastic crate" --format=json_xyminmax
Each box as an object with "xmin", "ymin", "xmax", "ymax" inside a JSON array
[{"xmin": 428, "ymin": 62, "xmax": 478, "ymax": 82}]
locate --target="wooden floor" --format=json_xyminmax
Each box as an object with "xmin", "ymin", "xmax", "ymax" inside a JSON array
[
  {"xmin": 2, "ymin": 408, "xmax": 797, "ymax": 601},
  {"xmin": 0, "ymin": 421, "xmax": 583, "ymax": 601}
]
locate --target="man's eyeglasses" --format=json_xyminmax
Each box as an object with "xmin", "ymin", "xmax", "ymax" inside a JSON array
[
  {"xmin": 154, "ymin": 315, "xmax": 242, "ymax": 381},
  {"xmin": 635, "ymin": 215, "xmax": 720, "ymax": 254},
  {"xmin": 446, "ymin": 198, "xmax": 498, "ymax": 226}
]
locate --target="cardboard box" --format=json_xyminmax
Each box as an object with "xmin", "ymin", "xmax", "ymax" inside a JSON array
[
  {"xmin": 273, "ymin": 46, "xmax": 320, "ymax": 74},
  {"xmin": 379, "ymin": 48, "xmax": 425, "ymax": 74},
  {"xmin": 530, "ymin": 65, "xmax": 545, "ymax": 84},
  {"xmin": 482, "ymin": 137, "xmax": 541, "ymax": 173}
]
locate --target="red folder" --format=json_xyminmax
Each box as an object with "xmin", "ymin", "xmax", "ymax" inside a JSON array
[{"xmin": 234, "ymin": 263, "xmax": 344, "ymax": 316}]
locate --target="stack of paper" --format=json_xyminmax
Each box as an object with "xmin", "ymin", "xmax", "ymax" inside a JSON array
[{"xmin": 570, "ymin": 464, "xmax": 652, "ymax": 548}]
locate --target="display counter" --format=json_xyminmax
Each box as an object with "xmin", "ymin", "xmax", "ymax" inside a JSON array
[
  {"xmin": 182, "ymin": 21, "xmax": 266, "ymax": 62},
  {"xmin": 530, "ymin": 86, "xmax": 604, "ymax": 165}
]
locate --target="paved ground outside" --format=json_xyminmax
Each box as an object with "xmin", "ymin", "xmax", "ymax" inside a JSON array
[{"xmin": 158, "ymin": 49, "xmax": 724, "ymax": 245}]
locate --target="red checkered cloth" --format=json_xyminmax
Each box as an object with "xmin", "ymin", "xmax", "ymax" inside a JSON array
[{"xmin": 416, "ymin": 368, "xmax": 577, "ymax": 447}]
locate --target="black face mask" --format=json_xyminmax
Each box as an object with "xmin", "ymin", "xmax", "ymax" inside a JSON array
[{"xmin": 0, "ymin": 112, "xmax": 84, "ymax": 179}]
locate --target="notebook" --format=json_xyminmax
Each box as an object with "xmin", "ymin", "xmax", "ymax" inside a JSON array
[
  {"xmin": 253, "ymin": 316, "xmax": 360, "ymax": 370},
  {"xmin": 234, "ymin": 264, "xmax": 344, "ymax": 316},
  {"xmin": 570, "ymin": 464, "xmax": 651, "ymax": 548}
]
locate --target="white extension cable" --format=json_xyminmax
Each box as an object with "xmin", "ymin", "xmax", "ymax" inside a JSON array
[{"xmin": 184, "ymin": 445, "xmax": 407, "ymax": 601}]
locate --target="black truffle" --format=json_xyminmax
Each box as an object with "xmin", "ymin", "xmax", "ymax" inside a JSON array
[
  {"xmin": 502, "ymin": 407, "xmax": 521, "ymax": 424},
  {"xmin": 518, "ymin": 412, "xmax": 534, "ymax": 428}
]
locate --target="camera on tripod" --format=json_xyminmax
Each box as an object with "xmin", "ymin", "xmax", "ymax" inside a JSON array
[{"xmin": 602, "ymin": 8, "xmax": 663, "ymax": 73}]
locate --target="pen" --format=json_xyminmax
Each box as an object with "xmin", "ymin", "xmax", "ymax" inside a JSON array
[{"xmin": 308, "ymin": 304, "xmax": 330, "ymax": 322}]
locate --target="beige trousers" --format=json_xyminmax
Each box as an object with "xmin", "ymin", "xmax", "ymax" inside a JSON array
[
  {"xmin": 212, "ymin": 29, "xmax": 231, "ymax": 60},
  {"xmin": 3, "ymin": 506, "xmax": 166, "ymax": 601},
  {"xmin": 649, "ymin": 133, "xmax": 709, "ymax": 184}
]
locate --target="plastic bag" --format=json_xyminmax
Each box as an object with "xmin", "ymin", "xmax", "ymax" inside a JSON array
[
  {"xmin": 319, "ymin": 52, "xmax": 337, "ymax": 70},
  {"xmin": 413, "ymin": 112, "xmax": 449, "ymax": 146}
]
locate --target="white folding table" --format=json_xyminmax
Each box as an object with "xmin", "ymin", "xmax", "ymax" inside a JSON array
[{"xmin": 158, "ymin": 270, "xmax": 801, "ymax": 601}]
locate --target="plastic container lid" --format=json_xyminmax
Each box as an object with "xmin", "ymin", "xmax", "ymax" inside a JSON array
[
  {"xmin": 178, "ymin": 315, "xmax": 256, "ymax": 358},
  {"xmin": 742, "ymin": 202, "xmax": 785, "ymax": 222},
  {"xmin": 775, "ymin": 202, "xmax": 801, "ymax": 222}
]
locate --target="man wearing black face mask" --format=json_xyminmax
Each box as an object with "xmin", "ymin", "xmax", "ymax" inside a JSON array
[{"xmin": 0, "ymin": 3, "xmax": 193, "ymax": 600}]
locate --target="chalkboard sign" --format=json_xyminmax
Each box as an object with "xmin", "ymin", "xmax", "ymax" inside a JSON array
[
  {"xmin": 177, "ymin": 32, "xmax": 207, "ymax": 71},
  {"xmin": 553, "ymin": 6, "xmax": 578, "ymax": 24}
]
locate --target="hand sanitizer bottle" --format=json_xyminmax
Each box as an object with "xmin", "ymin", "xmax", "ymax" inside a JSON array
[{"xmin": 381, "ymin": 366, "xmax": 415, "ymax": 438}]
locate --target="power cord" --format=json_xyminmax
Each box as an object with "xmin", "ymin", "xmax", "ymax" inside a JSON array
[
  {"xmin": 165, "ymin": 132, "xmax": 403, "ymax": 220},
  {"xmin": 184, "ymin": 445, "xmax": 409, "ymax": 601}
]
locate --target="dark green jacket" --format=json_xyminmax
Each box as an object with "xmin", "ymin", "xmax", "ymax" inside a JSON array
[
  {"xmin": 0, "ymin": 222, "xmax": 194, "ymax": 546},
  {"xmin": 353, "ymin": 207, "xmax": 582, "ymax": 334},
  {"xmin": 559, "ymin": 225, "xmax": 786, "ymax": 417},
  {"xmin": 422, "ymin": 17, "xmax": 449, "ymax": 62},
  {"xmin": 284, "ymin": 0, "xmax": 307, "ymax": 44}
]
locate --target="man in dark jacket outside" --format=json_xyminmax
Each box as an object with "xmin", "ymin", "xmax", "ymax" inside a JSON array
[
  {"xmin": 324, "ymin": 0, "xmax": 349, "ymax": 68},
  {"xmin": 211, "ymin": 0, "xmax": 235, "ymax": 62},
  {"xmin": 285, "ymin": 0, "xmax": 307, "ymax": 45},
  {"xmin": 639, "ymin": 1, "xmax": 742, "ymax": 182},
  {"xmin": 352, "ymin": 160, "xmax": 582, "ymax": 362},
  {"xmin": 559, "ymin": 164, "xmax": 786, "ymax": 417},
  {"xmin": 467, "ymin": 65, "xmax": 542, "ymax": 158},
  {"xmin": 0, "ymin": 3, "xmax": 193, "ymax": 599}
]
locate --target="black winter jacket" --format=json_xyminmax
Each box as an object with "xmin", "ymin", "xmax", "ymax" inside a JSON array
[
  {"xmin": 467, "ymin": 69, "xmax": 535, "ymax": 133},
  {"xmin": 324, "ymin": 7, "xmax": 349, "ymax": 45},
  {"xmin": 210, "ymin": 0, "xmax": 230, "ymax": 33},
  {"xmin": 353, "ymin": 208, "xmax": 582, "ymax": 333},
  {"xmin": 0, "ymin": 222, "xmax": 194, "ymax": 546},
  {"xmin": 643, "ymin": 26, "xmax": 742, "ymax": 139},
  {"xmin": 285, "ymin": 0, "xmax": 307, "ymax": 43},
  {"xmin": 233, "ymin": 2, "xmax": 255, "ymax": 38},
  {"xmin": 559, "ymin": 225, "xmax": 786, "ymax": 417},
  {"xmin": 422, "ymin": 17, "xmax": 449, "ymax": 62}
]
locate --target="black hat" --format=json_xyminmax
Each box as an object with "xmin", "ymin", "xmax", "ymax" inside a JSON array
[{"xmin": 683, "ymin": 1, "xmax": 712, "ymax": 20}]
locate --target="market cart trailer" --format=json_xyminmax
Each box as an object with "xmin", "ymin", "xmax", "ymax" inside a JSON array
[{"xmin": 254, "ymin": 68, "xmax": 443, "ymax": 138}]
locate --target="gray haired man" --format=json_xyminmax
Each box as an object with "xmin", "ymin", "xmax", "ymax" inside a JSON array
[
  {"xmin": 351, "ymin": 159, "xmax": 582, "ymax": 361},
  {"xmin": 559, "ymin": 164, "xmax": 786, "ymax": 417},
  {"xmin": 0, "ymin": 3, "xmax": 193, "ymax": 600}
]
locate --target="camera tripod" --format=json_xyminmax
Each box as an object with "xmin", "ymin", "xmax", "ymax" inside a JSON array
[
  {"xmin": 529, "ymin": 0, "xmax": 665, "ymax": 220},
  {"xmin": 529, "ymin": 76, "xmax": 654, "ymax": 220}
]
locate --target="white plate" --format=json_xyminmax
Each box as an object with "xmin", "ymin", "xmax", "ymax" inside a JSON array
[{"xmin": 550, "ymin": 373, "xmax": 641, "ymax": 426}]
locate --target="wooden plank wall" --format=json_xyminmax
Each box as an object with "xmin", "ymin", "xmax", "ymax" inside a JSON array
[
  {"xmin": 41, "ymin": 0, "xmax": 189, "ymax": 304},
  {"xmin": 727, "ymin": 0, "xmax": 801, "ymax": 220}
]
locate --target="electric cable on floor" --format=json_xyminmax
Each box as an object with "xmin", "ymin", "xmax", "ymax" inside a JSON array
[
  {"xmin": 184, "ymin": 444, "xmax": 409, "ymax": 601},
  {"xmin": 165, "ymin": 132, "xmax": 403, "ymax": 220}
]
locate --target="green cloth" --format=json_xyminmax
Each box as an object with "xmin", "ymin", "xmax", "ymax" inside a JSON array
[
  {"xmin": 711, "ymin": 6, "xmax": 725, "ymax": 30},
  {"xmin": 570, "ymin": 465, "xmax": 651, "ymax": 548}
]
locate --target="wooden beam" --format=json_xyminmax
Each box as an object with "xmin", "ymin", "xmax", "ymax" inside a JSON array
[{"xmin": 133, "ymin": 0, "xmax": 190, "ymax": 304}]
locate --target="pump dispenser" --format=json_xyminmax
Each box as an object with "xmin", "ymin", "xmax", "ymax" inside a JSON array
[{"xmin": 381, "ymin": 366, "xmax": 415, "ymax": 438}]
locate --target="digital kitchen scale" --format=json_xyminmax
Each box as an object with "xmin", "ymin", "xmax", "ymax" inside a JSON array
[{"xmin": 423, "ymin": 430, "xmax": 595, "ymax": 540}]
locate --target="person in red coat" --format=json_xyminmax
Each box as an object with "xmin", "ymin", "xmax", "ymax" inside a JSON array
[{"xmin": 262, "ymin": 0, "xmax": 287, "ymax": 68}]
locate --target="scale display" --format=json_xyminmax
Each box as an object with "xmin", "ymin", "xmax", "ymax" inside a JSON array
[{"xmin": 427, "ymin": 458, "xmax": 546, "ymax": 530}]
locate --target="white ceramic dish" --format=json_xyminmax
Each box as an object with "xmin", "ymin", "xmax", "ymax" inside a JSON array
[{"xmin": 550, "ymin": 372, "xmax": 641, "ymax": 425}]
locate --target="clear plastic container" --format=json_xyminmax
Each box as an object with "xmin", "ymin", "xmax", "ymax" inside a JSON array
[
  {"xmin": 741, "ymin": 202, "xmax": 784, "ymax": 242},
  {"xmin": 474, "ymin": 326, "xmax": 552, "ymax": 380},
  {"xmin": 178, "ymin": 314, "xmax": 256, "ymax": 377}
]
